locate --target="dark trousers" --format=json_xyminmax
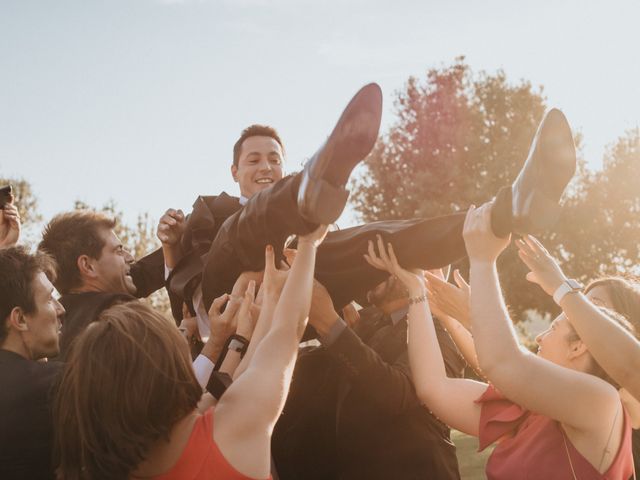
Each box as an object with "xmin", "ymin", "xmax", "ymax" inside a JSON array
[{"xmin": 202, "ymin": 174, "xmax": 509, "ymax": 310}]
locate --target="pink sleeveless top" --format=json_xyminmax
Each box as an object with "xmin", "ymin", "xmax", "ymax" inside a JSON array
[
  {"xmin": 476, "ymin": 385, "xmax": 634, "ymax": 480},
  {"xmin": 152, "ymin": 408, "xmax": 271, "ymax": 480}
]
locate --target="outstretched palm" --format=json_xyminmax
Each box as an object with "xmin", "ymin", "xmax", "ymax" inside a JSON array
[{"xmin": 363, "ymin": 234, "xmax": 425, "ymax": 295}]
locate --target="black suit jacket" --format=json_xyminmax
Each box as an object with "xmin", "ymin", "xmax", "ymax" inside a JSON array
[
  {"xmin": 272, "ymin": 307, "xmax": 465, "ymax": 480},
  {"xmin": 165, "ymin": 193, "xmax": 242, "ymax": 320},
  {"xmin": 129, "ymin": 247, "xmax": 166, "ymax": 299},
  {"xmin": 58, "ymin": 291, "xmax": 136, "ymax": 360},
  {"xmin": 0, "ymin": 349, "xmax": 62, "ymax": 479}
]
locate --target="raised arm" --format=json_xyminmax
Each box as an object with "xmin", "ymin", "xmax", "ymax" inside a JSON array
[
  {"xmin": 425, "ymin": 270, "xmax": 482, "ymax": 376},
  {"xmin": 213, "ymin": 225, "xmax": 327, "ymax": 479},
  {"xmin": 517, "ymin": 234, "xmax": 640, "ymax": 401},
  {"xmin": 364, "ymin": 235, "xmax": 486, "ymax": 436},
  {"xmin": 465, "ymin": 204, "xmax": 620, "ymax": 434}
]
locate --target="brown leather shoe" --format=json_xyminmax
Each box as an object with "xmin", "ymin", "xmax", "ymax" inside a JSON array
[
  {"xmin": 297, "ymin": 83, "xmax": 383, "ymax": 225},
  {"xmin": 511, "ymin": 108, "xmax": 576, "ymax": 234}
]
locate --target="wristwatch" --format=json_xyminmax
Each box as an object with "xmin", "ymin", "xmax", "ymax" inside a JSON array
[
  {"xmin": 213, "ymin": 334, "xmax": 250, "ymax": 372},
  {"xmin": 552, "ymin": 279, "xmax": 583, "ymax": 305}
]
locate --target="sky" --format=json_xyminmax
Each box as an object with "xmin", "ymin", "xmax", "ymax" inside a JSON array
[{"xmin": 1, "ymin": 0, "xmax": 639, "ymax": 234}]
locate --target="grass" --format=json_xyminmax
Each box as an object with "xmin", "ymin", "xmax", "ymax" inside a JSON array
[{"xmin": 452, "ymin": 430, "xmax": 492, "ymax": 480}]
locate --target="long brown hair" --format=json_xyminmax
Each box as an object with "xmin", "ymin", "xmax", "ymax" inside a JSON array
[
  {"xmin": 585, "ymin": 276, "xmax": 640, "ymax": 330},
  {"xmin": 53, "ymin": 302, "xmax": 202, "ymax": 479}
]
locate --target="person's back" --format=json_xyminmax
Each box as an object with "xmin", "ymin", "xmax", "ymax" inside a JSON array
[
  {"xmin": 143, "ymin": 408, "xmax": 262, "ymax": 480},
  {"xmin": 336, "ymin": 307, "xmax": 463, "ymax": 479},
  {"xmin": 0, "ymin": 350, "xmax": 61, "ymax": 479}
]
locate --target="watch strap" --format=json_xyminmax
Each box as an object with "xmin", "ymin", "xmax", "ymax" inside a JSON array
[{"xmin": 553, "ymin": 279, "xmax": 582, "ymax": 305}]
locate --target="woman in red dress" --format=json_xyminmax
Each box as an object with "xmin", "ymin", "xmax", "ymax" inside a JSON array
[{"xmin": 365, "ymin": 202, "xmax": 635, "ymax": 479}]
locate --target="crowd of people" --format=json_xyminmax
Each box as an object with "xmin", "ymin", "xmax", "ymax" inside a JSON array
[{"xmin": 1, "ymin": 82, "xmax": 639, "ymax": 479}]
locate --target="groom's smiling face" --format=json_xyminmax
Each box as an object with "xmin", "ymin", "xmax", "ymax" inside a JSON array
[{"xmin": 232, "ymin": 135, "xmax": 284, "ymax": 199}]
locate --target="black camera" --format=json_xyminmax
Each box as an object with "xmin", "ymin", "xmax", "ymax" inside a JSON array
[{"xmin": 0, "ymin": 185, "xmax": 13, "ymax": 209}]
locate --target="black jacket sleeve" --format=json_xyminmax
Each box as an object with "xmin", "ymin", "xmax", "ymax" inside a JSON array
[
  {"xmin": 129, "ymin": 247, "xmax": 165, "ymax": 298},
  {"xmin": 326, "ymin": 327, "xmax": 420, "ymax": 415}
]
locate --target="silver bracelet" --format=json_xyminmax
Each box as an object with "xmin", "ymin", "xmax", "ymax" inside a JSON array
[{"xmin": 408, "ymin": 293, "xmax": 427, "ymax": 305}]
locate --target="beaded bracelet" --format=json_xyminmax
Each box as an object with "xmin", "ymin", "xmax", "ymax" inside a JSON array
[{"xmin": 408, "ymin": 293, "xmax": 428, "ymax": 305}]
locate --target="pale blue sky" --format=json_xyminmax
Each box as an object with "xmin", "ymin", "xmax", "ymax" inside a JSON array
[{"xmin": 2, "ymin": 0, "xmax": 639, "ymax": 232}]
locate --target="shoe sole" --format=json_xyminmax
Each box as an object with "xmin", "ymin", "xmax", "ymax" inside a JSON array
[
  {"xmin": 512, "ymin": 108, "xmax": 576, "ymax": 232},
  {"xmin": 310, "ymin": 83, "xmax": 383, "ymax": 188}
]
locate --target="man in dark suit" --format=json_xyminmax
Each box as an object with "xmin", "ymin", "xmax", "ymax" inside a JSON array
[
  {"xmin": 272, "ymin": 276, "xmax": 465, "ymax": 479},
  {"xmin": 38, "ymin": 210, "xmax": 164, "ymax": 360},
  {"xmin": 0, "ymin": 247, "xmax": 65, "ymax": 480},
  {"xmin": 158, "ymin": 85, "xmax": 576, "ymax": 345},
  {"xmin": 38, "ymin": 210, "xmax": 225, "ymax": 387}
]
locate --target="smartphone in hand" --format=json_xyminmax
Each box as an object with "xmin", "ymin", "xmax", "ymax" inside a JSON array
[{"xmin": 0, "ymin": 185, "xmax": 12, "ymax": 209}]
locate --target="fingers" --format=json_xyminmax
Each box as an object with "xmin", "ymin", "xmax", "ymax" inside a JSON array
[
  {"xmin": 453, "ymin": 269, "xmax": 469, "ymax": 290},
  {"xmin": 386, "ymin": 242, "xmax": 402, "ymax": 273},
  {"xmin": 364, "ymin": 240, "xmax": 385, "ymax": 270},
  {"xmin": 264, "ymin": 244, "xmax": 276, "ymax": 273},
  {"xmin": 1, "ymin": 204, "xmax": 20, "ymax": 225},
  {"xmin": 462, "ymin": 204, "xmax": 476, "ymax": 235},
  {"xmin": 375, "ymin": 235, "xmax": 392, "ymax": 268},
  {"xmin": 517, "ymin": 248, "xmax": 537, "ymax": 271},
  {"xmin": 282, "ymin": 248, "xmax": 297, "ymax": 266},
  {"xmin": 524, "ymin": 234, "xmax": 548, "ymax": 254},
  {"xmin": 279, "ymin": 260, "xmax": 291, "ymax": 271},
  {"xmin": 237, "ymin": 280, "xmax": 256, "ymax": 320},
  {"xmin": 208, "ymin": 293, "xmax": 229, "ymax": 316},
  {"xmin": 162, "ymin": 208, "xmax": 185, "ymax": 223}
]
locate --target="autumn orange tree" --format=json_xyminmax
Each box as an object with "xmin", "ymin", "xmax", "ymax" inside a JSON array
[{"xmin": 351, "ymin": 58, "xmax": 639, "ymax": 318}]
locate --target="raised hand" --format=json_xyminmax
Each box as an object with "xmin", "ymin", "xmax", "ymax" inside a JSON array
[
  {"xmin": 297, "ymin": 224, "xmax": 329, "ymax": 248},
  {"xmin": 261, "ymin": 245, "xmax": 290, "ymax": 300},
  {"xmin": 363, "ymin": 234, "xmax": 425, "ymax": 296},
  {"xmin": 462, "ymin": 203, "xmax": 510, "ymax": 263},
  {"xmin": 156, "ymin": 208, "xmax": 186, "ymax": 246},
  {"xmin": 516, "ymin": 234, "xmax": 568, "ymax": 296},
  {"xmin": 201, "ymin": 292, "xmax": 242, "ymax": 360},
  {"xmin": 308, "ymin": 280, "xmax": 340, "ymax": 337},
  {"xmin": 425, "ymin": 269, "xmax": 471, "ymax": 328},
  {"xmin": 0, "ymin": 202, "xmax": 21, "ymax": 248},
  {"xmin": 234, "ymin": 280, "xmax": 259, "ymax": 340}
]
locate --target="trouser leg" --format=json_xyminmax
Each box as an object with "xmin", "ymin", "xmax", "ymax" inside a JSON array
[
  {"xmin": 201, "ymin": 174, "xmax": 316, "ymax": 309},
  {"xmin": 316, "ymin": 213, "xmax": 467, "ymax": 309},
  {"xmin": 318, "ymin": 188, "xmax": 513, "ymax": 309}
]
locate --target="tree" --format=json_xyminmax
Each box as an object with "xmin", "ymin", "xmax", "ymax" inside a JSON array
[
  {"xmin": 551, "ymin": 128, "xmax": 640, "ymax": 281},
  {"xmin": 349, "ymin": 57, "xmax": 594, "ymax": 319}
]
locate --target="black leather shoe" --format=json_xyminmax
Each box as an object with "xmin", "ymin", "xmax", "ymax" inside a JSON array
[
  {"xmin": 511, "ymin": 108, "xmax": 576, "ymax": 234},
  {"xmin": 297, "ymin": 83, "xmax": 383, "ymax": 224}
]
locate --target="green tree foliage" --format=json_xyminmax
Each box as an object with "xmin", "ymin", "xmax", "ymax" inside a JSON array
[
  {"xmin": 552, "ymin": 128, "xmax": 640, "ymax": 281},
  {"xmin": 350, "ymin": 58, "xmax": 639, "ymax": 320}
]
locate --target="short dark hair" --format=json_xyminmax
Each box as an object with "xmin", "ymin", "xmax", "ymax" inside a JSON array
[
  {"xmin": 0, "ymin": 246, "xmax": 56, "ymax": 344},
  {"xmin": 38, "ymin": 210, "xmax": 116, "ymax": 294},
  {"xmin": 232, "ymin": 124, "xmax": 285, "ymax": 167}
]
